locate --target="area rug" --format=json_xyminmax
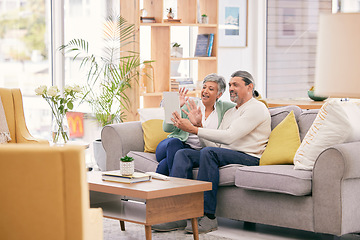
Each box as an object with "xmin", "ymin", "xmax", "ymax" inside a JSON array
[{"xmin": 103, "ymin": 218, "xmax": 230, "ymax": 240}]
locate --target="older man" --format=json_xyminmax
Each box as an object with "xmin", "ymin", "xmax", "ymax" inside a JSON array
[{"xmin": 152, "ymin": 70, "xmax": 271, "ymax": 233}]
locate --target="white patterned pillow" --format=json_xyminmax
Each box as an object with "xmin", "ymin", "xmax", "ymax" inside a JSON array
[{"xmin": 293, "ymin": 99, "xmax": 352, "ymax": 170}]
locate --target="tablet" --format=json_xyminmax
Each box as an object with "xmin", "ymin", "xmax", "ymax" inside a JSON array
[{"xmin": 163, "ymin": 91, "xmax": 180, "ymax": 124}]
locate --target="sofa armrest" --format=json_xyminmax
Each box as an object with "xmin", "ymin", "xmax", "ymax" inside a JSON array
[
  {"xmin": 313, "ymin": 141, "xmax": 360, "ymax": 235},
  {"xmin": 101, "ymin": 122, "xmax": 144, "ymax": 170}
]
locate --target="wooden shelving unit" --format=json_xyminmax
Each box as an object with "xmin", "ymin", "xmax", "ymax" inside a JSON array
[{"xmin": 120, "ymin": 0, "xmax": 218, "ymax": 119}]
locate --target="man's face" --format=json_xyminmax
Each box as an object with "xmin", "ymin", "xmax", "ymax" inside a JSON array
[{"xmin": 229, "ymin": 76, "xmax": 253, "ymax": 106}]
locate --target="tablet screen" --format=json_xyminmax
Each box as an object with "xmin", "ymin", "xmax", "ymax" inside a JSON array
[{"xmin": 163, "ymin": 92, "xmax": 181, "ymax": 124}]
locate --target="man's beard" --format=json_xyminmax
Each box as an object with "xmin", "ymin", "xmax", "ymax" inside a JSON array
[{"xmin": 230, "ymin": 91, "xmax": 238, "ymax": 103}]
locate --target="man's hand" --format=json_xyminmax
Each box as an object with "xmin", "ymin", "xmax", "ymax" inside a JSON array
[
  {"xmin": 182, "ymin": 99, "xmax": 202, "ymax": 127},
  {"xmin": 179, "ymin": 87, "xmax": 189, "ymax": 107},
  {"xmin": 171, "ymin": 111, "xmax": 198, "ymax": 134}
]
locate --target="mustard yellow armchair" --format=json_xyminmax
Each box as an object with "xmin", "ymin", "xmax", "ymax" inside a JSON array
[
  {"xmin": 0, "ymin": 88, "xmax": 48, "ymax": 144},
  {"xmin": 0, "ymin": 144, "xmax": 103, "ymax": 240}
]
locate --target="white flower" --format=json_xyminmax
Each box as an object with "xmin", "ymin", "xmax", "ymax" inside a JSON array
[
  {"xmin": 47, "ymin": 86, "xmax": 59, "ymax": 97},
  {"xmin": 73, "ymin": 85, "xmax": 81, "ymax": 93},
  {"xmin": 64, "ymin": 85, "xmax": 73, "ymax": 93},
  {"xmin": 35, "ymin": 85, "xmax": 47, "ymax": 95}
]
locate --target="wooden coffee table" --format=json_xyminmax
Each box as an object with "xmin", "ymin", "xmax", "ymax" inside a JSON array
[{"xmin": 87, "ymin": 171, "xmax": 212, "ymax": 240}]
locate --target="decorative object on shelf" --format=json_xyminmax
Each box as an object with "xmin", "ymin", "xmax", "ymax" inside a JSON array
[
  {"xmin": 141, "ymin": 61, "xmax": 155, "ymax": 93},
  {"xmin": 140, "ymin": 8, "xmax": 147, "ymax": 17},
  {"xmin": 201, "ymin": 14, "xmax": 208, "ymax": 24},
  {"xmin": 219, "ymin": 0, "xmax": 247, "ymax": 47},
  {"xmin": 59, "ymin": 15, "xmax": 141, "ymax": 127},
  {"xmin": 35, "ymin": 84, "xmax": 81, "ymax": 144},
  {"xmin": 120, "ymin": 155, "xmax": 134, "ymax": 176},
  {"xmin": 308, "ymin": 86, "xmax": 328, "ymax": 101},
  {"xmin": 166, "ymin": 8, "xmax": 174, "ymax": 19},
  {"xmin": 170, "ymin": 42, "xmax": 183, "ymax": 58}
]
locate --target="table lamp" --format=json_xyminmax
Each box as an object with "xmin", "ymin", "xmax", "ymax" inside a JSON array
[{"xmin": 315, "ymin": 13, "xmax": 360, "ymax": 98}]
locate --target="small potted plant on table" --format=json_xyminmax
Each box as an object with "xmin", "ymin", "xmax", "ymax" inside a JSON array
[{"xmin": 120, "ymin": 155, "xmax": 134, "ymax": 176}]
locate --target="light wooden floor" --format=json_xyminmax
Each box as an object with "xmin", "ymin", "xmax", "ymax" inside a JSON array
[{"xmin": 103, "ymin": 217, "xmax": 360, "ymax": 240}]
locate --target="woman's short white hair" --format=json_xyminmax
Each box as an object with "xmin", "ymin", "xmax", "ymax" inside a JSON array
[{"xmin": 202, "ymin": 73, "xmax": 226, "ymax": 96}]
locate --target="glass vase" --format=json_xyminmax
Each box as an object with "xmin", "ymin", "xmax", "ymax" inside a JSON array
[
  {"xmin": 51, "ymin": 114, "xmax": 69, "ymax": 145},
  {"xmin": 141, "ymin": 62, "xmax": 154, "ymax": 93}
]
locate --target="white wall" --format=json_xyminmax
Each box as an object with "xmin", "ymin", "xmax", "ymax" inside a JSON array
[{"xmin": 218, "ymin": 0, "xmax": 267, "ymax": 101}]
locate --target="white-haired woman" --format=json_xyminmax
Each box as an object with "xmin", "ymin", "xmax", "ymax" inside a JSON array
[{"xmin": 155, "ymin": 73, "xmax": 235, "ymax": 175}]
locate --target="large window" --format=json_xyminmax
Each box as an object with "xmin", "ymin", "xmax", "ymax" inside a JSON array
[
  {"xmin": 0, "ymin": 0, "xmax": 119, "ymax": 142},
  {"xmin": 266, "ymin": 0, "xmax": 360, "ymax": 99},
  {"xmin": 266, "ymin": 0, "xmax": 332, "ymax": 98},
  {"xmin": 64, "ymin": 0, "xmax": 119, "ymax": 89},
  {"xmin": 0, "ymin": 0, "xmax": 51, "ymax": 139}
]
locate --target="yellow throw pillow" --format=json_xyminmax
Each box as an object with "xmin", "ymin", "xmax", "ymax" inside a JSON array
[
  {"xmin": 260, "ymin": 111, "xmax": 300, "ymax": 165},
  {"xmin": 142, "ymin": 119, "xmax": 170, "ymax": 153}
]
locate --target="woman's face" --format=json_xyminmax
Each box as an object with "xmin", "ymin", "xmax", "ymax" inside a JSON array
[{"xmin": 201, "ymin": 81, "xmax": 221, "ymax": 106}]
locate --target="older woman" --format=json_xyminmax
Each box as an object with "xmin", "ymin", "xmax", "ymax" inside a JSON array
[{"xmin": 155, "ymin": 73, "xmax": 235, "ymax": 175}]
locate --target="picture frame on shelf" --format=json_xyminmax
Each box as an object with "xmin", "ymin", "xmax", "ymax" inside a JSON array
[{"xmin": 218, "ymin": 0, "xmax": 248, "ymax": 47}]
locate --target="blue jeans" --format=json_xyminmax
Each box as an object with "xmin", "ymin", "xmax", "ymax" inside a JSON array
[
  {"xmin": 155, "ymin": 137, "xmax": 191, "ymax": 175},
  {"xmin": 170, "ymin": 147, "xmax": 259, "ymax": 214}
]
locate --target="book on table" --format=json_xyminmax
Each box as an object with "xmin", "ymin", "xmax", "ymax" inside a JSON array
[{"xmin": 102, "ymin": 171, "xmax": 151, "ymax": 183}]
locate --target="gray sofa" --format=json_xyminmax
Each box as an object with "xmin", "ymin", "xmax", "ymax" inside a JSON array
[{"xmin": 101, "ymin": 105, "xmax": 360, "ymax": 238}]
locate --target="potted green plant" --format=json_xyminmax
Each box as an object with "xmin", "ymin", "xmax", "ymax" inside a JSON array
[
  {"xmin": 201, "ymin": 14, "xmax": 208, "ymax": 24},
  {"xmin": 59, "ymin": 15, "xmax": 141, "ymax": 171},
  {"xmin": 170, "ymin": 42, "xmax": 183, "ymax": 58},
  {"xmin": 59, "ymin": 15, "xmax": 140, "ymax": 127},
  {"xmin": 120, "ymin": 155, "xmax": 134, "ymax": 175}
]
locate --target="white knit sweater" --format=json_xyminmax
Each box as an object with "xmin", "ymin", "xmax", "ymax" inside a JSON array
[{"xmin": 198, "ymin": 98, "xmax": 271, "ymax": 158}]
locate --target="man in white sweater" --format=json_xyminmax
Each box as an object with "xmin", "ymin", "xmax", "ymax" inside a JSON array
[{"xmin": 152, "ymin": 70, "xmax": 271, "ymax": 233}]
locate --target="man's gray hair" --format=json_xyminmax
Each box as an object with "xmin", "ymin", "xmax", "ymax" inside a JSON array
[
  {"xmin": 202, "ymin": 73, "xmax": 226, "ymax": 96},
  {"xmin": 231, "ymin": 70, "xmax": 255, "ymax": 94}
]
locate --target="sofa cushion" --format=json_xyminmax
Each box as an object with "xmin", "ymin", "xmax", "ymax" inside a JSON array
[
  {"xmin": 260, "ymin": 111, "xmax": 300, "ymax": 165},
  {"xmin": 297, "ymin": 109, "xmax": 318, "ymax": 141},
  {"xmin": 235, "ymin": 165, "xmax": 312, "ymax": 196},
  {"xmin": 193, "ymin": 164, "xmax": 244, "ymax": 186},
  {"xmin": 130, "ymin": 150, "xmax": 243, "ymax": 186},
  {"xmin": 128, "ymin": 151, "xmax": 158, "ymax": 173},
  {"xmin": 269, "ymin": 105, "xmax": 302, "ymax": 130}
]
